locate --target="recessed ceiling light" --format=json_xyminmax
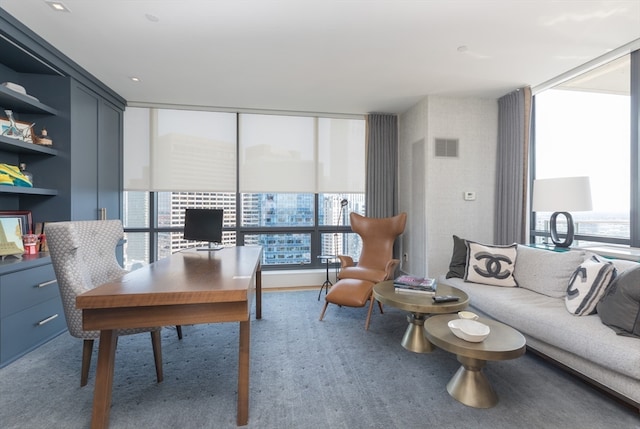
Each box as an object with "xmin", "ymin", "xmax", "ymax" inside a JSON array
[
  {"xmin": 45, "ymin": 1, "xmax": 71, "ymax": 12},
  {"xmin": 130, "ymin": 77, "xmax": 141, "ymax": 83},
  {"xmin": 145, "ymin": 13, "xmax": 160, "ymax": 23}
]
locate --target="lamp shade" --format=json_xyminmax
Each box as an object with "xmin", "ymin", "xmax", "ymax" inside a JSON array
[{"xmin": 532, "ymin": 176, "xmax": 593, "ymax": 212}]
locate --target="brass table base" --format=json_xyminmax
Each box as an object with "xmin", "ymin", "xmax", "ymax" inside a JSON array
[
  {"xmin": 446, "ymin": 355, "xmax": 498, "ymax": 408},
  {"xmin": 401, "ymin": 313, "xmax": 434, "ymax": 353}
]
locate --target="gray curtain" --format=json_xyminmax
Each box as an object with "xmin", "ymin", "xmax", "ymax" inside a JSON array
[
  {"xmin": 365, "ymin": 113, "xmax": 398, "ymax": 218},
  {"xmin": 494, "ymin": 87, "xmax": 532, "ymax": 245}
]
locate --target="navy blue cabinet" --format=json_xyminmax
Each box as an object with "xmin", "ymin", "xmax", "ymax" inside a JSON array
[
  {"xmin": 0, "ymin": 10, "xmax": 125, "ymax": 365},
  {"xmin": 0, "ymin": 256, "xmax": 65, "ymax": 367}
]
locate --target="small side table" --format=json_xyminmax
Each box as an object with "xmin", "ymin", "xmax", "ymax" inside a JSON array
[
  {"xmin": 317, "ymin": 255, "xmax": 335, "ymax": 300},
  {"xmin": 424, "ymin": 314, "xmax": 526, "ymax": 408}
]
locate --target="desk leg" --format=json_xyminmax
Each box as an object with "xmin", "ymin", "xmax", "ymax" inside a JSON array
[
  {"xmin": 256, "ymin": 264, "xmax": 262, "ymax": 320},
  {"xmin": 90, "ymin": 330, "xmax": 118, "ymax": 429},
  {"xmin": 237, "ymin": 320, "xmax": 250, "ymax": 426}
]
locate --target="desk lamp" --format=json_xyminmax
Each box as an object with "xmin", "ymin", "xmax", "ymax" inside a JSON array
[{"xmin": 532, "ymin": 176, "xmax": 592, "ymax": 247}]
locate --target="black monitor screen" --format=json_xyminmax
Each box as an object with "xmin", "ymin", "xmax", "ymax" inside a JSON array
[{"xmin": 183, "ymin": 209, "xmax": 223, "ymax": 244}]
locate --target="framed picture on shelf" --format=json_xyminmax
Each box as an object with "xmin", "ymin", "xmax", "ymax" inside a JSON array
[
  {"xmin": 0, "ymin": 210, "xmax": 33, "ymax": 235},
  {"xmin": 0, "ymin": 217, "xmax": 25, "ymax": 258},
  {"xmin": 0, "ymin": 117, "xmax": 35, "ymax": 143}
]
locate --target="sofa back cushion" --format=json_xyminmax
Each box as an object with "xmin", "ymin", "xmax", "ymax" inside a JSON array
[
  {"xmin": 597, "ymin": 265, "xmax": 640, "ymax": 337},
  {"xmin": 513, "ymin": 245, "xmax": 585, "ymax": 298},
  {"xmin": 464, "ymin": 241, "xmax": 518, "ymax": 287}
]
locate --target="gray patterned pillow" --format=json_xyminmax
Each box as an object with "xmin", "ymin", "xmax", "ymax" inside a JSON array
[
  {"xmin": 464, "ymin": 241, "xmax": 518, "ymax": 287},
  {"xmin": 565, "ymin": 255, "xmax": 616, "ymax": 316}
]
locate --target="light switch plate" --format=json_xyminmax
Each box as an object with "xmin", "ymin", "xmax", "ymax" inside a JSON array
[{"xmin": 464, "ymin": 191, "xmax": 476, "ymax": 201}]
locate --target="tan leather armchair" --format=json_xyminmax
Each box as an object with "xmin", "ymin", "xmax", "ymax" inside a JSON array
[
  {"xmin": 337, "ymin": 212, "xmax": 407, "ymax": 283},
  {"xmin": 319, "ymin": 212, "xmax": 407, "ymax": 329}
]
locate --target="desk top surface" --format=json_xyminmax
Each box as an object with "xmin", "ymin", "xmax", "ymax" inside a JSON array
[{"xmin": 77, "ymin": 246, "xmax": 262, "ymax": 309}]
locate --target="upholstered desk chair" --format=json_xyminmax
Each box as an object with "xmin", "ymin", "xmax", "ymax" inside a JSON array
[
  {"xmin": 46, "ymin": 220, "xmax": 163, "ymax": 387},
  {"xmin": 320, "ymin": 212, "xmax": 407, "ymax": 329}
]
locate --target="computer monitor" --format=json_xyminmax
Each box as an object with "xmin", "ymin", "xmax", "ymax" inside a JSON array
[{"xmin": 183, "ymin": 208, "xmax": 224, "ymax": 250}]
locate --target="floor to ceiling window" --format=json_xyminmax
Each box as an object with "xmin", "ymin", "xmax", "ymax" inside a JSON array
[
  {"xmin": 122, "ymin": 108, "xmax": 365, "ymax": 270},
  {"xmin": 532, "ymin": 52, "xmax": 638, "ymax": 248}
]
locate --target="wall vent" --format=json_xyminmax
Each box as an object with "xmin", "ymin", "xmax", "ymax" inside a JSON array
[{"xmin": 434, "ymin": 138, "xmax": 459, "ymax": 158}]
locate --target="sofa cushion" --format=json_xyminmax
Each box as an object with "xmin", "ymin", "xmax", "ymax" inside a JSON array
[
  {"xmin": 597, "ymin": 265, "xmax": 640, "ymax": 337},
  {"xmin": 446, "ymin": 235, "xmax": 467, "ymax": 279},
  {"xmin": 566, "ymin": 255, "xmax": 616, "ymax": 316},
  {"xmin": 464, "ymin": 241, "xmax": 518, "ymax": 287},
  {"xmin": 513, "ymin": 245, "xmax": 586, "ymax": 298}
]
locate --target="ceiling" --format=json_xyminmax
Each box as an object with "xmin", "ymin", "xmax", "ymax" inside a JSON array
[{"xmin": 2, "ymin": 0, "xmax": 639, "ymax": 115}]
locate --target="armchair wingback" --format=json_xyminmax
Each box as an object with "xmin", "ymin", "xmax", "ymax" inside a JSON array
[{"xmin": 338, "ymin": 212, "xmax": 407, "ymax": 283}]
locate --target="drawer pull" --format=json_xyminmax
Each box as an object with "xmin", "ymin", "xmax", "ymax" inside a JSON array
[
  {"xmin": 36, "ymin": 279, "xmax": 57, "ymax": 288},
  {"xmin": 36, "ymin": 314, "xmax": 59, "ymax": 326}
]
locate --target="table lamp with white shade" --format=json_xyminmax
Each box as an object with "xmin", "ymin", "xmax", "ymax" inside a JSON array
[{"xmin": 532, "ymin": 176, "xmax": 593, "ymax": 248}]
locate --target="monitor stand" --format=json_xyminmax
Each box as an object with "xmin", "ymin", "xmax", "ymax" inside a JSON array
[{"xmin": 197, "ymin": 242, "xmax": 224, "ymax": 251}]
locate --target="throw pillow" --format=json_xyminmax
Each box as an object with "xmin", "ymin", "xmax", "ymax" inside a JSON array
[
  {"xmin": 464, "ymin": 241, "xmax": 518, "ymax": 287},
  {"xmin": 446, "ymin": 235, "xmax": 467, "ymax": 279},
  {"xmin": 596, "ymin": 265, "xmax": 640, "ymax": 337},
  {"xmin": 565, "ymin": 255, "xmax": 616, "ymax": 316},
  {"xmin": 514, "ymin": 245, "xmax": 586, "ymax": 298}
]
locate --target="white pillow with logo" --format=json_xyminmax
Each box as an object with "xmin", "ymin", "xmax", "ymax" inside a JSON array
[
  {"xmin": 464, "ymin": 241, "xmax": 518, "ymax": 287},
  {"xmin": 565, "ymin": 255, "xmax": 616, "ymax": 316}
]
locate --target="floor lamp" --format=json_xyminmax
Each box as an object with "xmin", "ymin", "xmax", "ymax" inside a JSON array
[
  {"xmin": 334, "ymin": 198, "xmax": 349, "ymax": 256},
  {"xmin": 532, "ymin": 176, "xmax": 592, "ymax": 248},
  {"xmin": 332, "ymin": 199, "xmax": 349, "ymax": 276}
]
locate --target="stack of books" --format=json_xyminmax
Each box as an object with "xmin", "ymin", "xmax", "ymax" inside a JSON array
[{"xmin": 393, "ymin": 275, "xmax": 437, "ymax": 295}]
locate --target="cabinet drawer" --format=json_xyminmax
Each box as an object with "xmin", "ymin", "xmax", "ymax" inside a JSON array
[
  {"xmin": 0, "ymin": 264, "xmax": 59, "ymax": 317},
  {"xmin": 0, "ymin": 296, "xmax": 66, "ymax": 365}
]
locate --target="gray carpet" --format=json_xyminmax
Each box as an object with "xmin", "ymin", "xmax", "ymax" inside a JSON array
[{"xmin": 1, "ymin": 290, "xmax": 638, "ymax": 429}]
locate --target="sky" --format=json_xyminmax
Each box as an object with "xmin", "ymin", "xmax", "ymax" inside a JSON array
[{"xmin": 535, "ymin": 89, "xmax": 631, "ymax": 214}]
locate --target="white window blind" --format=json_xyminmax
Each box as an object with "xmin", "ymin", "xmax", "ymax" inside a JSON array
[
  {"xmin": 125, "ymin": 108, "xmax": 365, "ymax": 194},
  {"xmin": 239, "ymin": 114, "xmax": 316, "ymax": 193},
  {"xmin": 124, "ymin": 108, "xmax": 237, "ymax": 192},
  {"xmin": 317, "ymin": 118, "xmax": 365, "ymax": 193},
  {"xmin": 239, "ymin": 114, "xmax": 365, "ymax": 193}
]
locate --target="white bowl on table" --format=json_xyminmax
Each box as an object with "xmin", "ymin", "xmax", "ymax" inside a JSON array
[
  {"xmin": 458, "ymin": 311, "xmax": 479, "ymax": 320},
  {"xmin": 448, "ymin": 319, "xmax": 491, "ymax": 342}
]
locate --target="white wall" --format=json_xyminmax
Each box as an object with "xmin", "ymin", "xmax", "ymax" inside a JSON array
[
  {"xmin": 398, "ymin": 96, "xmax": 498, "ymax": 278},
  {"xmin": 262, "ymin": 269, "xmax": 327, "ymax": 289}
]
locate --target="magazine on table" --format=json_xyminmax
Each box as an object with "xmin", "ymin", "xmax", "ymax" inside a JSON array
[{"xmin": 393, "ymin": 275, "xmax": 436, "ymax": 294}]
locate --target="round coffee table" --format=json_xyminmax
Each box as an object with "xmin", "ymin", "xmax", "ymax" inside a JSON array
[
  {"xmin": 424, "ymin": 313, "xmax": 526, "ymax": 408},
  {"xmin": 372, "ymin": 280, "xmax": 469, "ymax": 353}
]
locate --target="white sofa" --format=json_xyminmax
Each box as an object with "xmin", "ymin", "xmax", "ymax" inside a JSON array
[{"xmin": 437, "ymin": 243, "xmax": 640, "ymax": 410}]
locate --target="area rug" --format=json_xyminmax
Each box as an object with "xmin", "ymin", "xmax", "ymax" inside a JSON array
[{"xmin": 1, "ymin": 290, "xmax": 638, "ymax": 428}]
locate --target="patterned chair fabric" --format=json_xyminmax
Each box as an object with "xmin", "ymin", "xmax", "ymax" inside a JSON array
[
  {"xmin": 46, "ymin": 220, "xmax": 157, "ymax": 338},
  {"xmin": 46, "ymin": 220, "xmax": 163, "ymax": 386}
]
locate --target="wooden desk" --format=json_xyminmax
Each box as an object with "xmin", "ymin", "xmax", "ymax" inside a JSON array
[{"xmin": 76, "ymin": 246, "xmax": 263, "ymax": 428}]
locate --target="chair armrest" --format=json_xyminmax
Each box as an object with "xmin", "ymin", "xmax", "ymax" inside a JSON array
[
  {"xmin": 384, "ymin": 259, "xmax": 401, "ymax": 280},
  {"xmin": 337, "ymin": 255, "xmax": 354, "ymax": 268}
]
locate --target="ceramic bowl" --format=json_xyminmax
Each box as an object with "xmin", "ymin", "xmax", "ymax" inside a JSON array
[
  {"xmin": 448, "ymin": 319, "xmax": 490, "ymax": 342},
  {"xmin": 458, "ymin": 311, "xmax": 479, "ymax": 320}
]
